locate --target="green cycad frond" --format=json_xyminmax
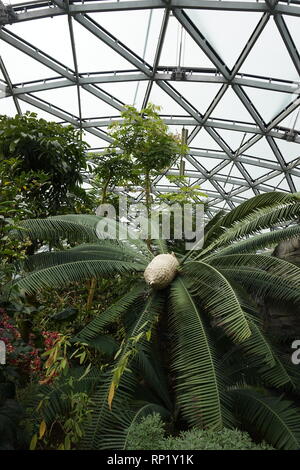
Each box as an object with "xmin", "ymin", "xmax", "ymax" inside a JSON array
[
  {"xmin": 208, "ymin": 253, "xmax": 300, "ymax": 286},
  {"xmin": 198, "ymin": 199, "xmax": 300, "ymax": 258},
  {"xmin": 77, "ymin": 282, "xmax": 147, "ymax": 343},
  {"xmin": 204, "ymin": 192, "xmax": 299, "ymax": 248},
  {"xmin": 17, "ymin": 215, "xmax": 102, "ymax": 244},
  {"xmin": 81, "ymin": 292, "xmax": 164, "ymax": 450},
  {"xmin": 237, "ymin": 318, "xmax": 296, "ymax": 389},
  {"xmin": 169, "ymin": 277, "xmax": 232, "ymax": 430},
  {"xmin": 211, "ymin": 224, "xmax": 300, "ymax": 257},
  {"xmin": 17, "ymin": 214, "xmax": 153, "ymax": 259},
  {"xmin": 25, "ymin": 244, "xmax": 147, "ymax": 271},
  {"xmin": 183, "ymin": 261, "xmax": 251, "ymax": 343},
  {"xmin": 214, "ymin": 255, "xmax": 300, "ymax": 305},
  {"xmin": 80, "ymin": 370, "xmax": 137, "ymax": 450},
  {"xmin": 15, "ymin": 259, "xmax": 143, "ymax": 295},
  {"xmin": 231, "ymin": 389, "xmax": 300, "ymax": 450},
  {"xmin": 136, "ymin": 350, "xmax": 172, "ymax": 410}
]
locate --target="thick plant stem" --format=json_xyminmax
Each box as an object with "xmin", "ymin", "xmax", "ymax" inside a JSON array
[
  {"xmin": 101, "ymin": 175, "xmax": 111, "ymax": 205},
  {"xmin": 86, "ymin": 277, "xmax": 97, "ymax": 310},
  {"xmin": 145, "ymin": 171, "xmax": 153, "ymax": 253}
]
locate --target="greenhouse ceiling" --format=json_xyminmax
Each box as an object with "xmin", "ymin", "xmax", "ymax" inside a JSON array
[{"xmin": 0, "ymin": 0, "xmax": 300, "ymax": 216}]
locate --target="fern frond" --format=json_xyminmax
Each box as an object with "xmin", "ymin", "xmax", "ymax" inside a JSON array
[
  {"xmin": 76, "ymin": 282, "xmax": 147, "ymax": 343},
  {"xmin": 183, "ymin": 261, "xmax": 251, "ymax": 343},
  {"xmin": 198, "ymin": 199, "xmax": 300, "ymax": 258},
  {"xmin": 209, "ymin": 224, "xmax": 300, "ymax": 257},
  {"xmin": 231, "ymin": 388, "xmax": 300, "ymax": 450},
  {"xmin": 15, "ymin": 259, "xmax": 143, "ymax": 295},
  {"xmin": 169, "ymin": 277, "xmax": 232, "ymax": 430}
]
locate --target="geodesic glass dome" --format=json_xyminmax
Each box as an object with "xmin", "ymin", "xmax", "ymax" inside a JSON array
[{"xmin": 0, "ymin": 0, "xmax": 299, "ymax": 217}]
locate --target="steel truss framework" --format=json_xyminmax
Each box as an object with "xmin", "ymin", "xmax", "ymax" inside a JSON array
[{"xmin": 0, "ymin": 0, "xmax": 300, "ymax": 215}]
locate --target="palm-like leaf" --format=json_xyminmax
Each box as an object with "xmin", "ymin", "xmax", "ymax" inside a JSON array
[
  {"xmin": 16, "ymin": 259, "xmax": 144, "ymax": 295},
  {"xmin": 197, "ymin": 198, "xmax": 300, "ymax": 258},
  {"xmin": 183, "ymin": 261, "xmax": 251, "ymax": 343},
  {"xmin": 211, "ymin": 224, "xmax": 300, "ymax": 257},
  {"xmin": 80, "ymin": 291, "xmax": 164, "ymax": 449},
  {"xmin": 231, "ymin": 389, "xmax": 300, "ymax": 450},
  {"xmin": 15, "ymin": 193, "xmax": 300, "ymax": 450},
  {"xmin": 77, "ymin": 282, "xmax": 147, "ymax": 343},
  {"xmin": 169, "ymin": 277, "xmax": 232, "ymax": 430}
]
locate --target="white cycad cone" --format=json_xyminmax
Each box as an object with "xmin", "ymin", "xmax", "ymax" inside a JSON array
[{"xmin": 144, "ymin": 253, "xmax": 179, "ymax": 289}]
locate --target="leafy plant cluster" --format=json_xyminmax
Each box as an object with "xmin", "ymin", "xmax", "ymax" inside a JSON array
[
  {"xmin": 1, "ymin": 107, "xmax": 300, "ymax": 452},
  {"xmin": 9, "ymin": 190, "xmax": 300, "ymax": 451},
  {"xmin": 125, "ymin": 413, "xmax": 274, "ymax": 450}
]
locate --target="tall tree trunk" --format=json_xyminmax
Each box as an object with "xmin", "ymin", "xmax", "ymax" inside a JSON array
[
  {"xmin": 86, "ymin": 277, "xmax": 97, "ymax": 310},
  {"xmin": 101, "ymin": 176, "xmax": 111, "ymax": 205},
  {"xmin": 145, "ymin": 171, "xmax": 153, "ymax": 252}
]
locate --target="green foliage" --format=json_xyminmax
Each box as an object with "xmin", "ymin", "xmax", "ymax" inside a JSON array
[
  {"xmin": 159, "ymin": 175, "xmax": 207, "ymax": 205},
  {"xmin": 109, "ymin": 104, "xmax": 182, "ymax": 175},
  {"xmin": 0, "ymin": 157, "xmax": 49, "ymax": 286},
  {"xmin": 0, "ymin": 113, "xmax": 90, "ymax": 216},
  {"xmin": 125, "ymin": 412, "xmax": 165, "ymax": 450},
  {"xmin": 11, "ymin": 191, "xmax": 300, "ymax": 450},
  {"xmin": 90, "ymin": 149, "xmax": 140, "ymax": 205},
  {"xmin": 125, "ymin": 413, "xmax": 273, "ymax": 450}
]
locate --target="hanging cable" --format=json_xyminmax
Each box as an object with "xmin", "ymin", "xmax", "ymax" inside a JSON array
[
  {"xmin": 178, "ymin": 25, "xmax": 184, "ymax": 68},
  {"xmin": 133, "ymin": 10, "xmax": 153, "ymax": 107},
  {"xmin": 179, "ymin": 127, "xmax": 188, "ymax": 176},
  {"xmin": 222, "ymin": 132, "xmax": 247, "ymax": 209}
]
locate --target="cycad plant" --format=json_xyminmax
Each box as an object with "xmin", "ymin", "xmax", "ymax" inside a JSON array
[{"xmin": 12, "ymin": 192, "xmax": 300, "ymax": 450}]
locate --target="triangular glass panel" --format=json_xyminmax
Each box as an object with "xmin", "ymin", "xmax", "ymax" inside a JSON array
[
  {"xmin": 284, "ymin": 16, "xmax": 300, "ymax": 58},
  {"xmin": 90, "ymin": 9, "xmax": 164, "ymax": 66},
  {"xmin": 0, "ymin": 97, "xmax": 18, "ymax": 117},
  {"xmin": 278, "ymin": 106, "xmax": 300, "ymax": 132},
  {"xmin": 275, "ymin": 138, "xmax": 300, "ymax": 164},
  {"xmin": 210, "ymin": 87, "xmax": 256, "ymax": 123},
  {"xmin": 148, "ymin": 83, "xmax": 189, "ymax": 115},
  {"xmin": 243, "ymin": 86, "xmax": 294, "ymax": 124},
  {"xmin": 221, "ymin": 162, "xmax": 246, "ymax": 180},
  {"xmin": 72, "ymin": 21, "xmax": 134, "ymax": 73},
  {"xmin": 242, "ymin": 163, "xmax": 273, "ymax": 180},
  {"xmin": 190, "ymin": 128, "xmax": 226, "ymax": 151},
  {"xmin": 201, "ymin": 180, "xmax": 219, "ymax": 193},
  {"xmin": 172, "ymin": 82, "xmax": 222, "ymax": 115},
  {"xmin": 0, "ymin": 41, "xmax": 54, "ymax": 83},
  {"xmin": 194, "ymin": 155, "xmax": 225, "ymax": 172},
  {"xmin": 6, "ymin": 16, "xmax": 74, "ymax": 70},
  {"xmin": 83, "ymin": 131, "xmax": 110, "ymax": 150},
  {"xmin": 32, "ymin": 86, "xmax": 79, "ymax": 118},
  {"xmin": 240, "ymin": 17, "xmax": 299, "ymax": 81},
  {"xmin": 244, "ymin": 137, "xmax": 276, "ymax": 160},
  {"xmin": 237, "ymin": 188, "xmax": 257, "ymax": 199},
  {"xmin": 159, "ymin": 16, "xmax": 215, "ymax": 68},
  {"xmin": 185, "ymin": 10, "xmax": 262, "ymax": 69},
  {"xmin": 292, "ymin": 175, "xmax": 300, "ymax": 191},
  {"xmin": 19, "ymin": 102, "xmax": 62, "ymax": 122},
  {"xmin": 266, "ymin": 174, "xmax": 290, "ymax": 191},
  {"xmin": 217, "ymin": 128, "xmax": 250, "ymax": 152},
  {"xmin": 80, "ymin": 88, "xmax": 122, "ymax": 119},
  {"xmin": 100, "ymin": 81, "xmax": 148, "ymax": 109}
]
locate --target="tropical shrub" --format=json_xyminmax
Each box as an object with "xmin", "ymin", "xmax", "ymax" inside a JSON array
[
  {"xmin": 0, "ymin": 113, "xmax": 90, "ymax": 216},
  {"xmin": 10, "ymin": 191, "xmax": 300, "ymax": 450},
  {"xmin": 125, "ymin": 413, "xmax": 273, "ymax": 450}
]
